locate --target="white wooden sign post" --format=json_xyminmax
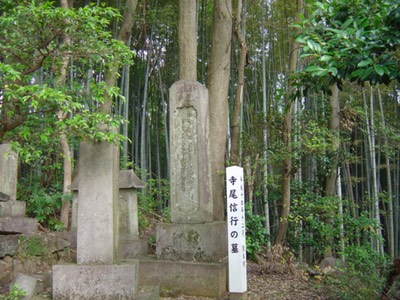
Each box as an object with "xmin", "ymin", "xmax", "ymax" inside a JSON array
[{"xmin": 226, "ymin": 166, "xmax": 247, "ymax": 296}]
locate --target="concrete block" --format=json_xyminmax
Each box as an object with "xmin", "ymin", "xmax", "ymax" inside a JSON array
[
  {"xmin": 0, "ymin": 201, "xmax": 26, "ymax": 217},
  {"xmin": 0, "ymin": 217, "xmax": 38, "ymax": 235},
  {"xmin": 156, "ymin": 221, "xmax": 227, "ymax": 262},
  {"xmin": 139, "ymin": 258, "xmax": 227, "ymax": 298},
  {"xmin": 52, "ymin": 262, "xmax": 138, "ymax": 299},
  {"xmin": 14, "ymin": 273, "xmax": 38, "ymax": 300},
  {"xmin": 0, "ymin": 235, "xmax": 19, "ymax": 257}
]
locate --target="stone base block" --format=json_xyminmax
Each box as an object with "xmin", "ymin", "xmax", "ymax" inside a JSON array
[
  {"xmin": 14, "ymin": 273, "xmax": 38, "ymax": 299},
  {"xmin": 139, "ymin": 258, "xmax": 227, "ymax": 298},
  {"xmin": 0, "ymin": 235, "xmax": 19, "ymax": 257},
  {"xmin": 52, "ymin": 262, "xmax": 138, "ymax": 299},
  {"xmin": 120, "ymin": 235, "xmax": 149, "ymax": 259},
  {"xmin": 156, "ymin": 221, "xmax": 227, "ymax": 262},
  {"xmin": 0, "ymin": 217, "xmax": 38, "ymax": 235},
  {"xmin": 0, "ymin": 201, "xmax": 26, "ymax": 217}
]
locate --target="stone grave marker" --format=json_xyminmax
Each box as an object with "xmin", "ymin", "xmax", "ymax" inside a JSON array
[
  {"xmin": 52, "ymin": 139, "xmax": 139, "ymax": 299},
  {"xmin": 0, "ymin": 143, "xmax": 38, "ymax": 235},
  {"xmin": 140, "ymin": 80, "xmax": 227, "ymax": 298}
]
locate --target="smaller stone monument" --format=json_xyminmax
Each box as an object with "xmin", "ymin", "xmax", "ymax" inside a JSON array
[
  {"xmin": 52, "ymin": 139, "xmax": 139, "ymax": 299},
  {"xmin": 69, "ymin": 169, "xmax": 147, "ymax": 258},
  {"xmin": 0, "ymin": 143, "xmax": 38, "ymax": 235}
]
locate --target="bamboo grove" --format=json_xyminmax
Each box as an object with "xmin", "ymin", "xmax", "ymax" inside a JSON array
[{"xmin": 1, "ymin": 0, "xmax": 400, "ymax": 264}]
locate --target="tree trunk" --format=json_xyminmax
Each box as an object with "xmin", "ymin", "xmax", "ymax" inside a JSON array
[
  {"xmin": 100, "ymin": 0, "xmax": 138, "ymax": 114},
  {"xmin": 230, "ymin": 0, "xmax": 247, "ymax": 164},
  {"xmin": 274, "ymin": 0, "xmax": 301, "ymax": 245},
  {"xmin": 207, "ymin": 0, "xmax": 232, "ymax": 221},
  {"xmin": 322, "ymin": 84, "xmax": 340, "ymax": 258},
  {"xmin": 58, "ymin": 0, "xmax": 73, "ymax": 229},
  {"xmin": 179, "ymin": 0, "xmax": 197, "ymax": 80},
  {"xmin": 363, "ymin": 86, "xmax": 383, "ymax": 254},
  {"xmin": 261, "ymin": 2, "xmax": 271, "ymax": 249},
  {"xmin": 377, "ymin": 87, "xmax": 394, "ymax": 258}
]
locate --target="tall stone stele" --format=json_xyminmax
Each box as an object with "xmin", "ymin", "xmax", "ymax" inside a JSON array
[
  {"xmin": 141, "ymin": 79, "xmax": 229, "ymax": 300},
  {"xmin": 140, "ymin": 2, "xmax": 227, "ymax": 297}
]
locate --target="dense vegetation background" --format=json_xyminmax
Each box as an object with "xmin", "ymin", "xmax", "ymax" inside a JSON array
[{"xmin": 1, "ymin": 0, "xmax": 400, "ymax": 298}]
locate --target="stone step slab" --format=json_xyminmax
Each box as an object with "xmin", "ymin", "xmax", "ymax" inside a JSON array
[
  {"xmin": 0, "ymin": 217, "xmax": 38, "ymax": 235},
  {"xmin": 0, "ymin": 201, "xmax": 26, "ymax": 217}
]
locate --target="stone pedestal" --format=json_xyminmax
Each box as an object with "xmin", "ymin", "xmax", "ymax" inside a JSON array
[
  {"xmin": 53, "ymin": 264, "xmax": 138, "ymax": 299},
  {"xmin": 139, "ymin": 258, "xmax": 227, "ymax": 298},
  {"xmin": 156, "ymin": 222, "xmax": 227, "ymax": 262}
]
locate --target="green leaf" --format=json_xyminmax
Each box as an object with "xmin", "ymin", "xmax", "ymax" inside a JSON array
[
  {"xmin": 305, "ymin": 65, "xmax": 324, "ymax": 73},
  {"xmin": 360, "ymin": 67, "xmax": 373, "ymax": 80},
  {"xmin": 374, "ymin": 65, "xmax": 385, "ymax": 76},
  {"xmin": 320, "ymin": 55, "xmax": 333, "ymax": 62},
  {"xmin": 357, "ymin": 59, "xmax": 373, "ymax": 67}
]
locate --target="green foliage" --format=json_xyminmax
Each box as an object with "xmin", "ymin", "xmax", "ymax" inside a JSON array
[
  {"xmin": 18, "ymin": 235, "xmax": 48, "ymax": 257},
  {"xmin": 324, "ymin": 246, "xmax": 388, "ymax": 299},
  {"xmin": 0, "ymin": 0, "xmax": 132, "ymax": 146},
  {"xmin": 0, "ymin": 284, "xmax": 27, "ymax": 300},
  {"xmin": 289, "ymin": 182, "xmax": 340, "ymax": 255},
  {"xmin": 137, "ymin": 176, "xmax": 170, "ymax": 231},
  {"xmin": 18, "ymin": 178, "xmax": 65, "ymax": 231},
  {"xmin": 295, "ymin": 0, "xmax": 400, "ymax": 90},
  {"xmin": 245, "ymin": 203, "xmax": 268, "ymax": 260}
]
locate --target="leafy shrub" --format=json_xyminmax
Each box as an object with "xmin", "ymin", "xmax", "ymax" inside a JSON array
[
  {"xmin": 18, "ymin": 178, "xmax": 66, "ymax": 231},
  {"xmin": 138, "ymin": 177, "xmax": 170, "ymax": 231},
  {"xmin": 323, "ymin": 246, "xmax": 389, "ymax": 300},
  {"xmin": 0, "ymin": 284, "xmax": 26, "ymax": 300},
  {"xmin": 245, "ymin": 203, "xmax": 268, "ymax": 260}
]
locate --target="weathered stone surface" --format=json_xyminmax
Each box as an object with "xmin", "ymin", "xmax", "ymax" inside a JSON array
[
  {"xmin": 119, "ymin": 189, "xmax": 139, "ymax": 238},
  {"xmin": 139, "ymin": 258, "xmax": 227, "ymax": 298},
  {"xmin": 120, "ymin": 235, "xmax": 148, "ymax": 259},
  {"xmin": 156, "ymin": 221, "xmax": 227, "ymax": 262},
  {"xmin": 76, "ymin": 140, "xmax": 119, "ymax": 264},
  {"xmin": 69, "ymin": 169, "xmax": 145, "ymax": 190},
  {"xmin": 0, "ymin": 144, "xmax": 19, "ymax": 201},
  {"xmin": 0, "ymin": 191, "xmax": 10, "ymax": 202},
  {"xmin": 0, "ymin": 200, "xmax": 26, "ymax": 217},
  {"xmin": 169, "ymin": 80, "xmax": 214, "ymax": 223},
  {"xmin": 52, "ymin": 263, "xmax": 139, "ymax": 300},
  {"xmin": 14, "ymin": 273, "xmax": 38, "ymax": 300},
  {"xmin": 31, "ymin": 272, "xmax": 51, "ymax": 294},
  {"xmin": 0, "ymin": 217, "xmax": 38, "ymax": 235},
  {"xmin": 70, "ymin": 170, "xmax": 144, "ymax": 237},
  {"xmin": 0, "ymin": 235, "xmax": 19, "ymax": 257},
  {"xmin": 119, "ymin": 169, "xmax": 146, "ymax": 189},
  {"xmin": 137, "ymin": 286, "xmax": 160, "ymax": 300},
  {"xmin": 0, "ymin": 256, "xmax": 13, "ymax": 285}
]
